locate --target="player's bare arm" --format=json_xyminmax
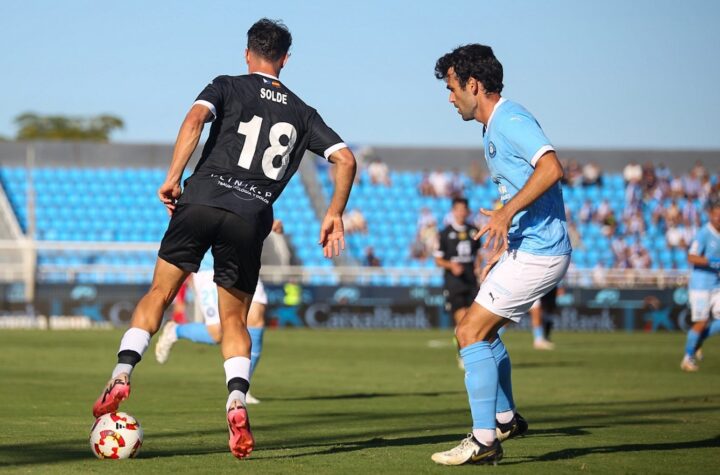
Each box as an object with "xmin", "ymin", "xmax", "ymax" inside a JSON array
[
  {"xmin": 688, "ymin": 253, "xmax": 710, "ymax": 267},
  {"xmin": 158, "ymin": 104, "xmax": 213, "ymax": 215},
  {"xmin": 435, "ymin": 256, "xmax": 463, "ymax": 276},
  {"xmin": 319, "ymin": 147, "xmax": 356, "ymax": 258},
  {"xmin": 476, "ymin": 151, "xmax": 564, "ymax": 250}
]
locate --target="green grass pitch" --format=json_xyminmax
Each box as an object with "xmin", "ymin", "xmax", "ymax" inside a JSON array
[{"xmin": 0, "ymin": 329, "xmax": 718, "ymax": 473}]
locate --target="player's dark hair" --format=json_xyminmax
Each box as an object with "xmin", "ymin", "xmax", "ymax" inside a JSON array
[
  {"xmin": 247, "ymin": 18, "xmax": 292, "ymax": 62},
  {"xmin": 452, "ymin": 197, "xmax": 469, "ymax": 208},
  {"xmin": 708, "ymin": 196, "xmax": 720, "ymax": 211},
  {"xmin": 435, "ymin": 44, "xmax": 504, "ymax": 93}
]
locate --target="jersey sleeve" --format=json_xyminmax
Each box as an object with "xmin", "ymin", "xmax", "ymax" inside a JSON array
[
  {"xmin": 434, "ymin": 230, "xmax": 447, "ymax": 258},
  {"xmin": 688, "ymin": 230, "xmax": 707, "ymax": 257},
  {"xmin": 307, "ymin": 111, "xmax": 346, "ymax": 160},
  {"xmin": 194, "ymin": 76, "xmax": 227, "ymax": 123},
  {"xmin": 502, "ymin": 114, "xmax": 554, "ymax": 167}
]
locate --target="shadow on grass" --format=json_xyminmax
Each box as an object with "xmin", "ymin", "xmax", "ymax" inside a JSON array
[
  {"xmin": 258, "ymin": 433, "xmax": 463, "ymax": 460},
  {"xmin": 260, "ymin": 390, "xmax": 465, "ymax": 402},
  {"xmin": 500, "ymin": 435, "xmax": 720, "ymax": 465}
]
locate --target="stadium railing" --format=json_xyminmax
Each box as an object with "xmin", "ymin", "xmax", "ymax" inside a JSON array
[{"xmin": 0, "ymin": 239, "xmax": 689, "ymax": 290}]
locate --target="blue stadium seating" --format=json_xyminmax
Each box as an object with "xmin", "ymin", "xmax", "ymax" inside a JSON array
[
  {"xmin": 0, "ymin": 167, "xmax": 326, "ymax": 283},
  {"xmin": 0, "ymin": 164, "xmax": 715, "ymax": 285}
]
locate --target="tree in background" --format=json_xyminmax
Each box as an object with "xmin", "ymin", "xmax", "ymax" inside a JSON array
[{"xmin": 14, "ymin": 113, "xmax": 124, "ymax": 141}]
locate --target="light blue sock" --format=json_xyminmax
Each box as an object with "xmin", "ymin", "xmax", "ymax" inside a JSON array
[
  {"xmin": 684, "ymin": 329, "xmax": 701, "ymax": 358},
  {"xmin": 248, "ymin": 327, "xmax": 265, "ymax": 378},
  {"xmin": 460, "ymin": 341, "xmax": 497, "ymax": 430},
  {"xmin": 176, "ymin": 322, "xmax": 216, "ymax": 345},
  {"xmin": 491, "ymin": 338, "xmax": 515, "ymax": 414},
  {"xmin": 532, "ymin": 326, "xmax": 544, "ymax": 341},
  {"xmin": 697, "ymin": 319, "xmax": 720, "ymax": 349},
  {"xmin": 709, "ymin": 319, "xmax": 720, "ymax": 337}
]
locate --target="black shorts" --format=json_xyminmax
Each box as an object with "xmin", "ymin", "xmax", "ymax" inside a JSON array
[
  {"xmin": 443, "ymin": 286, "xmax": 478, "ymax": 315},
  {"xmin": 158, "ymin": 204, "xmax": 272, "ymax": 293}
]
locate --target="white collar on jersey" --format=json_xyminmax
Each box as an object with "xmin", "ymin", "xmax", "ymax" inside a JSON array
[
  {"xmin": 449, "ymin": 219, "xmax": 467, "ymax": 232},
  {"xmin": 252, "ymin": 71, "xmax": 280, "ymax": 80},
  {"xmin": 485, "ymin": 97, "xmax": 507, "ymax": 132}
]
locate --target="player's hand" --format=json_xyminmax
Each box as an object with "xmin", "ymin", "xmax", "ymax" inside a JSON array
[
  {"xmin": 319, "ymin": 213, "xmax": 345, "ymax": 258},
  {"xmin": 272, "ymin": 219, "xmax": 284, "ymax": 234},
  {"xmin": 475, "ymin": 208, "xmax": 511, "ymax": 252},
  {"xmin": 158, "ymin": 181, "xmax": 182, "ymax": 216},
  {"xmin": 450, "ymin": 262, "xmax": 464, "ymax": 276},
  {"xmin": 479, "ymin": 243, "xmax": 508, "ymax": 283}
]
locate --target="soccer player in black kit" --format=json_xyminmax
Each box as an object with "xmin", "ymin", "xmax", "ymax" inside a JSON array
[
  {"xmin": 434, "ymin": 197, "xmax": 482, "ymax": 363},
  {"xmin": 92, "ymin": 19, "xmax": 357, "ymax": 459}
]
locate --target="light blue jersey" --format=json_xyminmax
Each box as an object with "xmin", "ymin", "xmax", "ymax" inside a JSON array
[
  {"xmin": 482, "ymin": 99, "xmax": 571, "ymax": 256},
  {"xmin": 688, "ymin": 223, "xmax": 720, "ymax": 290}
]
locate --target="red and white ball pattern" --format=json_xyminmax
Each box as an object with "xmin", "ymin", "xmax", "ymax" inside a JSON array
[{"xmin": 89, "ymin": 412, "xmax": 143, "ymax": 459}]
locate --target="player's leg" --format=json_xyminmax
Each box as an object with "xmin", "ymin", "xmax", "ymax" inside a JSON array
[
  {"xmin": 530, "ymin": 299, "xmax": 554, "ymax": 350},
  {"xmin": 217, "ymin": 285, "xmax": 255, "ymax": 458},
  {"xmin": 94, "ymin": 257, "xmax": 189, "ymax": 417},
  {"xmin": 682, "ymin": 290, "xmax": 710, "ymax": 371},
  {"xmin": 247, "ymin": 279, "xmax": 267, "ymax": 377},
  {"xmin": 155, "ymin": 270, "xmax": 220, "ymax": 363},
  {"xmin": 213, "ymin": 210, "xmax": 270, "ymax": 459},
  {"xmin": 432, "ymin": 251, "xmax": 570, "ymax": 465},
  {"xmin": 431, "ymin": 303, "xmax": 506, "ymax": 466},
  {"xmin": 694, "ymin": 289, "xmax": 720, "ymax": 357},
  {"xmin": 245, "ymin": 279, "xmax": 267, "ymax": 404}
]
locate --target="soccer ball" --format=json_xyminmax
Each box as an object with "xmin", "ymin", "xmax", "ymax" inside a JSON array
[{"xmin": 89, "ymin": 412, "xmax": 143, "ymax": 459}]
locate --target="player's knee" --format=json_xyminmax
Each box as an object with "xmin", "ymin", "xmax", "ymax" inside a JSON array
[
  {"xmin": 146, "ymin": 283, "xmax": 178, "ymax": 307},
  {"xmin": 455, "ymin": 319, "xmax": 478, "ymax": 348}
]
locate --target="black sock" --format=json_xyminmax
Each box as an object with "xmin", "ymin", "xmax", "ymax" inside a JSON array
[{"xmin": 227, "ymin": 377, "xmax": 249, "ymax": 395}]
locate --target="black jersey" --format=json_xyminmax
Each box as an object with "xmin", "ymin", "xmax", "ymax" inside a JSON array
[
  {"xmin": 178, "ymin": 73, "xmax": 345, "ymax": 223},
  {"xmin": 435, "ymin": 222, "xmax": 481, "ymax": 291}
]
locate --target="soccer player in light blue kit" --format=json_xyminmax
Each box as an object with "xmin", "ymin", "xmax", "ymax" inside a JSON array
[
  {"xmin": 431, "ymin": 44, "xmax": 572, "ymax": 465},
  {"xmin": 681, "ymin": 199, "xmax": 720, "ymax": 372}
]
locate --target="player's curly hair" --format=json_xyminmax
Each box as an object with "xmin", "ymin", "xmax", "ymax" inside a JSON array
[
  {"xmin": 435, "ymin": 44, "xmax": 503, "ymax": 93},
  {"xmin": 247, "ymin": 18, "xmax": 292, "ymax": 62}
]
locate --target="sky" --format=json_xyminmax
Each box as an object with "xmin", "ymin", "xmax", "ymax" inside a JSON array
[{"xmin": 1, "ymin": 0, "xmax": 719, "ymax": 150}]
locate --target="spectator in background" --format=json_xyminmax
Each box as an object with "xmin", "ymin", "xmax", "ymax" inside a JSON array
[
  {"xmin": 594, "ymin": 199, "xmax": 612, "ymax": 224},
  {"xmin": 578, "ymin": 200, "xmax": 594, "ymax": 224},
  {"xmin": 581, "ymin": 161, "xmax": 602, "ymax": 186},
  {"xmin": 565, "ymin": 159, "xmax": 583, "ymax": 187},
  {"xmin": 629, "ymin": 244, "xmax": 652, "ymax": 270},
  {"xmin": 670, "ymin": 176, "xmax": 685, "ymax": 199},
  {"xmin": 666, "ymin": 216, "xmax": 692, "ymax": 249},
  {"xmin": 611, "ymin": 236, "xmax": 627, "ymax": 262},
  {"xmin": 601, "ymin": 211, "xmax": 618, "ymax": 238},
  {"xmin": 449, "ymin": 169, "xmax": 465, "ymax": 198},
  {"xmin": 429, "ymin": 168, "xmax": 450, "ymax": 197},
  {"xmin": 623, "ymin": 206, "xmax": 646, "ymax": 235},
  {"xmin": 641, "ymin": 161, "xmax": 657, "ymax": 197},
  {"xmin": 368, "ymin": 158, "xmax": 391, "ymax": 186},
  {"xmin": 566, "ymin": 221, "xmax": 583, "ymax": 250},
  {"xmin": 683, "ymin": 168, "xmax": 702, "ymax": 199},
  {"xmin": 364, "ymin": 246, "xmax": 381, "ymax": 267},
  {"xmin": 655, "ymin": 163, "xmax": 672, "ymax": 183},
  {"xmin": 625, "ymin": 179, "xmax": 643, "ymax": 208},
  {"xmin": 623, "ymin": 161, "xmax": 643, "ymax": 184},
  {"xmin": 418, "ymin": 169, "xmax": 435, "ymax": 196},
  {"xmin": 682, "ymin": 200, "xmax": 701, "ymax": 227},
  {"xmin": 468, "ymin": 161, "xmax": 486, "ymax": 184},
  {"xmin": 343, "ymin": 208, "xmax": 368, "ymax": 234},
  {"xmin": 417, "ymin": 207, "xmax": 437, "ymax": 230}
]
